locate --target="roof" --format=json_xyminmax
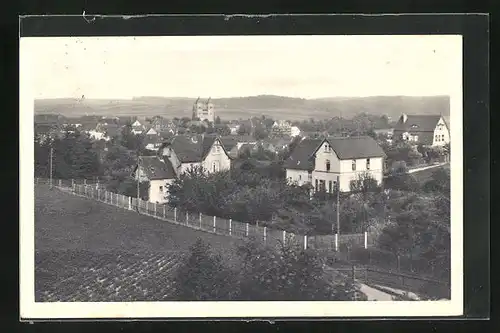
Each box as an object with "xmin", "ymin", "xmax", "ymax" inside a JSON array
[
  {"xmin": 138, "ymin": 156, "xmax": 176, "ymax": 180},
  {"xmin": 394, "ymin": 115, "xmax": 442, "ymax": 132},
  {"xmin": 323, "ymin": 136, "xmax": 386, "ymax": 159},
  {"xmin": 220, "ymin": 135, "xmax": 257, "ymax": 151},
  {"xmin": 283, "ymin": 138, "xmax": 324, "ymax": 171},
  {"xmin": 161, "ymin": 134, "xmax": 227, "ymax": 163},
  {"xmin": 284, "ymin": 136, "xmax": 385, "ymax": 170},
  {"xmin": 104, "ymin": 125, "xmax": 121, "ymax": 138},
  {"xmin": 144, "ymin": 134, "xmax": 162, "ymax": 145}
]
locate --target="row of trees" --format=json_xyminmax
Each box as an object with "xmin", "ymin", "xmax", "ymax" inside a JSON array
[
  {"xmin": 167, "ymin": 163, "xmax": 387, "ymax": 235},
  {"xmin": 34, "ymin": 124, "xmax": 151, "ymax": 198},
  {"xmin": 173, "ymin": 238, "xmax": 360, "ymax": 301}
]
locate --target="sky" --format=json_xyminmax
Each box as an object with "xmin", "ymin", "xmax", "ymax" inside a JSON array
[{"xmin": 21, "ymin": 35, "xmax": 462, "ymax": 100}]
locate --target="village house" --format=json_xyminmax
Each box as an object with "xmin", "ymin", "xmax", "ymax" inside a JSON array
[
  {"xmin": 159, "ymin": 134, "xmax": 231, "ymax": 176},
  {"xmin": 131, "ymin": 120, "xmax": 145, "ymax": 135},
  {"xmin": 144, "ymin": 128, "xmax": 163, "ymax": 151},
  {"xmin": 220, "ymin": 135, "xmax": 258, "ymax": 158},
  {"xmin": 284, "ymin": 136, "xmax": 386, "ymax": 192},
  {"xmin": 261, "ymin": 136, "xmax": 293, "ymax": 155},
  {"xmin": 132, "ymin": 156, "xmax": 177, "ymax": 204},
  {"xmin": 145, "ymin": 127, "xmax": 158, "ymax": 136},
  {"xmin": 229, "ymin": 124, "xmax": 240, "ymax": 135},
  {"xmin": 271, "ymin": 120, "xmax": 292, "ymax": 136},
  {"xmin": 290, "ymin": 125, "xmax": 302, "ymax": 137},
  {"xmin": 144, "ymin": 135, "xmax": 163, "ymax": 151},
  {"xmin": 393, "ymin": 114, "xmax": 450, "ymax": 147}
]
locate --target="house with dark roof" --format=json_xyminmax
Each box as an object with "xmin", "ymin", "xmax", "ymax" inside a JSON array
[
  {"xmin": 220, "ymin": 136, "xmax": 258, "ymax": 158},
  {"xmin": 159, "ymin": 134, "xmax": 231, "ymax": 176},
  {"xmin": 131, "ymin": 120, "xmax": 145, "ymax": 135},
  {"xmin": 284, "ymin": 136, "xmax": 386, "ymax": 192},
  {"xmin": 393, "ymin": 114, "xmax": 450, "ymax": 147},
  {"xmin": 132, "ymin": 156, "xmax": 177, "ymax": 203},
  {"xmin": 144, "ymin": 133, "xmax": 163, "ymax": 151}
]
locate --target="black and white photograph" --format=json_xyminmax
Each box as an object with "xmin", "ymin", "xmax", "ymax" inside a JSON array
[{"xmin": 20, "ymin": 32, "xmax": 464, "ymax": 318}]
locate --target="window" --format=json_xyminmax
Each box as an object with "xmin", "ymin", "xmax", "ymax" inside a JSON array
[
  {"xmin": 326, "ymin": 159, "xmax": 331, "ymax": 171},
  {"xmin": 352, "ymin": 160, "xmax": 356, "ymax": 171},
  {"xmin": 435, "ymin": 135, "xmax": 440, "ymax": 142},
  {"xmin": 324, "ymin": 144, "xmax": 328, "ymax": 152},
  {"xmin": 308, "ymin": 172, "xmax": 312, "ymax": 182},
  {"xmin": 366, "ymin": 158, "xmax": 370, "ymax": 170},
  {"xmin": 212, "ymin": 161, "xmax": 219, "ymax": 173},
  {"xmin": 319, "ymin": 180, "xmax": 326, "ymax": 192},
  {"xmin": 288, "ymin": 177, "xmax": 292, "ymax": 183},
  {"xmin": 315, "ymin": 179, "xmax": 319, "ymax": 191},
  {"xmin": 159, "ymin": 186, "xmax": 164, "ymax": 192},
  {"xmin": 299, "ymin": 175, "xmax": 302, "ymax": 181},
  {"xmin": 328, "ymin": 180, "xmax": 333, "ymax": 193},
  {"xmin": 441, "ymin": 134, "xmax": 445, "ymax": 141},
  {"xmin": 414, "ymin": 135, "xmax": 418, "ymax": 141}
]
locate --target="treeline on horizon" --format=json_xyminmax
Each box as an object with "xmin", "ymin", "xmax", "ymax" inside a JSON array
[{"xmin": 34, "ymin": 95, "xmax": 450, "ymax": 121}]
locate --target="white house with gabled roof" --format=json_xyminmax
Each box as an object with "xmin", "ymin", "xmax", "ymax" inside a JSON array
[{"xmin": 284, "ymin": 136, "xmax": 386, "ymax": 192}]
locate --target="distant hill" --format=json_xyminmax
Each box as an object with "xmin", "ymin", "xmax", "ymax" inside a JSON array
[{"xmin": 35, "ymin": 95, "xmax": 450, "ymax": 121}]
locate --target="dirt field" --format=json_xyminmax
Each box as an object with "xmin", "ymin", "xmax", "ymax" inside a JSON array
[{"xmin": 35, "ymin": 185, "xmax": 242, "ymax": 302}]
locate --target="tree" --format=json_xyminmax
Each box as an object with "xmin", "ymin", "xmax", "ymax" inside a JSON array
[
  {"xmin": 237, "ymin": 125, "xmax": 249, "ymax": 135},
  {"xmin": 384, "ymin": 171, "xmax": 420, "ymax": 192},
  {"xmin": 253, "ymin": 127, "xmax": 269, "ymax": 140},
  {"xmin": 422, "ymin": 167, "xmax": 450, "ymax": 195},
  {"xmin": 215, "ymin": 125, "xmax": 231, "ymax": 136},
  {"xmin": 173, "ymin": 239, "xmax": 237, "ymax": 300},
  {"xmin": 235, "ymin": 239, "xmax": 359, "ymax": 300}
]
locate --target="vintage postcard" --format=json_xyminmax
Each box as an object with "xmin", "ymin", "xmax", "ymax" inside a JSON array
[{"xmin": 20, "ymin": 33, "xmax": 463, "ymax": 319}]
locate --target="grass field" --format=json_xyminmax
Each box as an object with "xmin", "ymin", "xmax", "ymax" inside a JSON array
[{"xmin": 35, "ymin": 185, "xmax": 242, "ymax": 302}]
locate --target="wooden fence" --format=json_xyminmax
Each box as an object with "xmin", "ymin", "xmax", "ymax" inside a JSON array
[{"xmin": 35, "ymin": 178, "xmax": 371, "ymax": 251}]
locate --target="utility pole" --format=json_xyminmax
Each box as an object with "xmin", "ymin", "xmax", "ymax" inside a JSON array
[
  {"xmin": 136, "ymin": 152, "xmax": 141, "ymax": 211},
  {"xmin": 336, "ymin": 176, "xmax": 340, "ymax": 251},
  {"xmin": 49, "ymin": 147, "xmax": 53, "ymax": 188}
]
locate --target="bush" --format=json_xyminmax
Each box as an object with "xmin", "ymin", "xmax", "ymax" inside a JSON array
[
  {"xmin": 173, "ymin": 239, "xmax": 238, "ymax": 300},
  {"xmin": 172, "ymin": 238, "xmax": 360, "ymax": 301}
]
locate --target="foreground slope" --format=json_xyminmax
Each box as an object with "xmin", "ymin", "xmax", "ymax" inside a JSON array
[{"xmin": 34, "ymin": 185, "xmax": 240, "ymax": 301}]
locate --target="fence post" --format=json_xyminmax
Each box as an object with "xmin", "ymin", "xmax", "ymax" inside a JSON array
[
  {"xmin": 163, "ymin": 205, "xmax": 166, "ymax": 219},
  {"xmin": 283, "ymin": 230, "xmax": 286, "ymax": 244},
  {"xmin": 213, "ymin": 216, "xmax": 216, "ymax": 233},
  {"xmin": 154, "ymin": 202, "xmax": 157, "ymax": 217},
  {"xmin": 174, "ymin": 208, "xmax": 177, "ymax": 222},
  {"xmin": 84, "ymin": 179, "xmax": 87, "ymax": 185},
  {"xmin": 229, "ymin": 219, "xmax": 232, "ymax": 236},
  {"xmin": 263, "ymin": 226, "xmax": 267, "ymax": 244},
  {"xmin": 199, "ymin": 212, "xmax": 202, "ymax": 229},
  {"xmin": 364, "ymin": 231, "xmax": 368, "ymax": 249},
  {"xmin": 352, "ymin": 265, "xmax": 356, "ymax": 282},
  {"xmin": 186, "ymin": 212, "xmax": 189, "ymax": 225},
  {"xmin": 335, "ymin": 233, "xmax": 339, "ymax": 252},
  {"xmin": 71, "ymin": 179, "xmax": 74, "ymax": 189},
  {"xmin": 245, "ymin": 223, "xmax": 249, "ymax": 237},
  {"xmin": 128, "ymin": 196, "xmax": 132, "ymax": 210},
  {"xmin": 304, "ymin": 235, "xmax": 308, "ymax": 250},
  {"xmin": 97, "ymin": 187, "xmax": 100, "ymax": 201}
]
